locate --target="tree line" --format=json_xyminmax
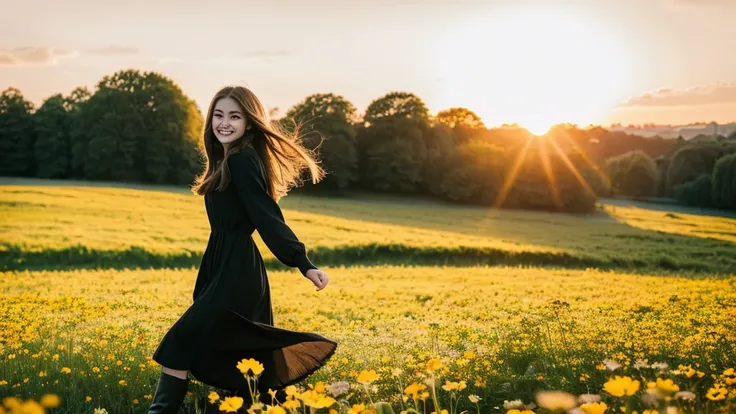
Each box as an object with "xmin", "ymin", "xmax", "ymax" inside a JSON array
[
  {"xmin": 2, "ymin": 69, "xmax": 735, "ymax": 213},
  {"xmin": 606, "ymin": 140, "xmax": 736, "ymax": 209}
]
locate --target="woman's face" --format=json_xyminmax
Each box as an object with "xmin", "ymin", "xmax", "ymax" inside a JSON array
[{"xmin": 212, "ymin": 97, "xmax": 248, "ymax": 146}]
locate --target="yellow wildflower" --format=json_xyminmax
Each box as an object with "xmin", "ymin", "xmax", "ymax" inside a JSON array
[
  {"xmin": 463, "ymin": 350, "xmax": 477, "ymax": 359},
  {"xmin": 19, "ymin": 401, "xmax": 44, "ymax": 414},
  {"xmin": 40, "ymin": 394, "xmax": 61, "ymax": 408},
  {"xmin": 580, "ymin": 401, "xmax": 608, "ymax": 414},
  {"xmin": 357, "ymin": 369, "xmax": 379, "ymax": 384},
  {"xmin": 282, "ymin": 399, "xmax": 301, "ymax": 409},
  {"xmin": 442, "ymin": 380, "xmax": 459, "ymax": 391},
  {"xmin": 426, "ymin": 358, "xmax": 444, "ymax": 373},
  {"xmin": 349, "ymin": 403, "xmax": 366, "ymax": 414},
  {"xmin": 603, "ymin": 376, "xmax": 640, "ymax": 397},
  {"xmin": 236, "ymin": 358, "xmax": 264, "ymax": 376},
  {"xmin": 312, "ymin": 381, "xmax": 326, "ymax": 393},
  {"xmin": 219, "ymin": 396, "xmax": 244, "ymax": 412},
  {"xmin": 2, "ymin": 398, "xmax": 22, "ymax": 410},
  {"xmin": 404, "ymin": 382, "xmax": 427, "ymax": 399},
  {"xmin": 722, "ymin": 368, "xmax": 736, "ymax": 386},
  {"xmin": 706, "ymin": 384, "xmax": 728, "ymax": 401},
  {"xmin": 646, "ymin": 378, "xmax": 679, "ymax": 394},
  {"xmin": 535, "ymin": 390, "xmax": 577, "ymax": 411}
]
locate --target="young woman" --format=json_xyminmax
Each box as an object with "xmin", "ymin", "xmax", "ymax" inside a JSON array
[{"xmin": 148, "ymin": 85, "xmax": 338, "ymax": 413}]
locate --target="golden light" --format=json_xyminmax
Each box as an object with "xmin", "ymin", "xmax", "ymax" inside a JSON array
[
  {"xmin": 548, "ymin": 138, "xmax": 597, "ymax": 198},
  {"xmin": 493, "ymin": 136, "xmax": 533, "ymax": 208},
  {"xmin": 430, "ymin": 5, "xmax": 633, "ymax": 129},
  {"xmin": 539, "ymin": 142, "xmax": 563, "ymax": 209},
  {"xmin": 554, "ymin": 128, "xmax": 612, "ymax": 190},
  {"xmin": 525, "ymin": 122, "xmax": 552, "ymax": 136}
]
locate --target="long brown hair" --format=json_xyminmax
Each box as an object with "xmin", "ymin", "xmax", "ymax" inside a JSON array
[{"xmin": 191, "ymin": 85, "xmax": 325, "ymax": 201}]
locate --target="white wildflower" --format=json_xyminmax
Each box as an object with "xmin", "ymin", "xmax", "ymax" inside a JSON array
[
  {"xmin": 603, "ymin": 358, "xmax": 622, "ymax": 371},
  {"xmin": 675, "ymin": 391, "xmax": 696, "ymax": 401},
  {"xmin": 634, "ymin": 359, "xmax": 650, "ymax": 370},
  {"xmin": 327, "ymin": 380, "xmax": 350, "ymax": 397},
  {"xmin": 651, "ymin": 362, "xmax": 669, "ymax": 371},
  {"xmin": 503, "ymin": 399, "xmax": 525, "ymax": 409},
  {"xmin": 577, "ymin": 394, "xmax": 601, "ymax": 404}
]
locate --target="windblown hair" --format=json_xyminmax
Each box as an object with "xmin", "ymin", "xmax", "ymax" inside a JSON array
[{"xmin": 191, "ymin": 85, "xmax": 325, "ymax": 201}]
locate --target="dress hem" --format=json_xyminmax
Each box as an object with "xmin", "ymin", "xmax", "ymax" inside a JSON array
[{"xmin": 273, "ymin": 339, "xmax": 338, "ymax": 391}]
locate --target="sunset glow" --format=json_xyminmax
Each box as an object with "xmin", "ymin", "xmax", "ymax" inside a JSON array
[{"xmin": 431, "ymin": 6, "xmax": 635, "ymax": 130}]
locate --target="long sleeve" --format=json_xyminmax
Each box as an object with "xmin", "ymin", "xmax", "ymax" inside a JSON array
[{"xmin": 228, "ymin": 149, "xmax": 318, "ymax": 277}]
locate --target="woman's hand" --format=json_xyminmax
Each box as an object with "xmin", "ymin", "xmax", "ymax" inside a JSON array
[{"xmin": 305, "ymin": 269, "xmax": 329, "ymax": 291}]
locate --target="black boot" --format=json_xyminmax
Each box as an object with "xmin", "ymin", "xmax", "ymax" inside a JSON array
[{"xmin": 148, "ymin": 371, "xmax": 190, "ymax": 413}]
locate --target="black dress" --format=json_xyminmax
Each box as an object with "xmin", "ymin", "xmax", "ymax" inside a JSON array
[{"xmin": 152, "ymin": 146, "xmax": 337, "ymax": 397}]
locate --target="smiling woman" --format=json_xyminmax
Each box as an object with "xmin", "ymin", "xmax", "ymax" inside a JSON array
[{"xmin": 430, "ymin": 6, "xmax": 634, "ymax": 132}]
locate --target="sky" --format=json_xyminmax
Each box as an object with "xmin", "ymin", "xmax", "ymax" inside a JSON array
[{"xmin": 1, "ymin": 0, "xmax": 735, "ymax": 133}]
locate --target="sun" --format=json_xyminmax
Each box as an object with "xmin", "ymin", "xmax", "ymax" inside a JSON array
[
  {"xmin": 429, "ymin": 5, "xmax": 633, "ymax": 129},
  {"xmin": 524, "ymin": 121, "xmax": 552, "ymax": 136}
]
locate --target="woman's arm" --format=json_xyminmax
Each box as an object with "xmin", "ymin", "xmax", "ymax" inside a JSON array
[{"xmin": 228, "ymin": 149, "xmax": 318, "ymax": 277}]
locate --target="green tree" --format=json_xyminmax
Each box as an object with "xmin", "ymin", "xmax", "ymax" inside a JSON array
[
  {"xmin": 0, "ymin": 87, "xmax": 36, "ymax": 176},
  {"xmin": 712, "ymin": 153, "xmax": 736, "ymax": 209},
  {"xmin": 435, "ymin": 107, "xmax": 485, "ymax": 129},
  {"xmin": 606, "ymin": 150, "xmax": 659, "ymax": 197},
  {"xmin": 357, "ymin": 92, "xmax": 431, "ymax": 192},
  {"xmin": 674, "ymin": 175, "xmax": 712, "ymax": 207},
  {"xmin": 667, "ymin": 142, "xmax": 731, "ymax": 191},
  {"xmin": 440, "ymin": 138, "xmax": 504, "ymax": 204},
  {"xmin": 357, "ymin": 117, "xmax": 427, "ymax": 192},
  {"xmin": 33, "ymin": 88, "xmax": 90, "ymax": 179},
  {"xmin": 434, "ymin": 107, "xmax": 485, "ymax": 145},
  {"xmin": 363, "ymin": 92, "xmax": 429, "ymax": 125},
  {"xmin": 421, "ymin": 123, "xmax": 458, "ymax": 197},
  {"xmin": 71, "ymin": 70, "xmax": 202, "ymax": 184},
  {"xmin": 284, "ymin": 93, "xmax": 359, "ymax": 192},
  {"xmin": 499, "ymin": 142, "xmax": 598, "ymax": 213}
]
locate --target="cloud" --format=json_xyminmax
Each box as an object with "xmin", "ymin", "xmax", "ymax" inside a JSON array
[
  {"xmin": 619, "ymin": 83, "xmax": 736, "ymax": 107},
  {"xmin": 87, "ymin": 45, "xmax": 140, "ymax": 55},
  {"xmin": 156, "ymin": 50, "xmax": 291, "ymax": 65},
  {"xmin": 0, "ymin": 44, "xmax": 142, "ymax": 66},
  {"xmin": 0, "ymin": 47, "xmax": 78, "ymax": 66}
]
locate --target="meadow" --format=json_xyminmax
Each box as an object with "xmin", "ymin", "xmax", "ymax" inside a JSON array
[{"xmin": 1, "ymin": 179, "xmax": 735, "ymax": 414}]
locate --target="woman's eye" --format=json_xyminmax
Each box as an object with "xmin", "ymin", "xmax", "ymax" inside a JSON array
[
  {"xmin": 214, "ymin": 114, "xmax": 222, "ymax": 118},
  {"xmin": 232, "ymin": 116, "xmax": 240, "ymax": 120}
]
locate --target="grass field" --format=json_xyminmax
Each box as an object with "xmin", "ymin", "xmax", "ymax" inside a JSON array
[
  {"xmin": 1, "ymin": 178, "xmax": 735, "ymax": 414},
  {"xmin": 2, "ymin": 182, "xmax": 735, "ymax": 274}
]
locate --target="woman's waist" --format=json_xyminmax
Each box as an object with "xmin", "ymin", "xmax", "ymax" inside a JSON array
[{"xmin": 210, "ymin": 226, "xmax": 254, "ymax": 234}]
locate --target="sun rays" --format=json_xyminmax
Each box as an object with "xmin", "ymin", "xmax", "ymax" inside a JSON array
[
  {"xmin": 491, "ymin": 127, "xmax": 612, "ymax": 210},
  {"xmin": 493, "ymin": 136, "xmax": 534, "ymax": 209}
]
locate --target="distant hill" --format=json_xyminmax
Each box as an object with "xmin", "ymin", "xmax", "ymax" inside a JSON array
[{"xmin": 608, "ymin": 122, "xmax": 736, "ymax": 140}]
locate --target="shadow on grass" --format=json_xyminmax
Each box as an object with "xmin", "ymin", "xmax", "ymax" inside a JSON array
[{"xmin": 1, "ymin": 242, "xmax": 730, "ymax": 275}]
